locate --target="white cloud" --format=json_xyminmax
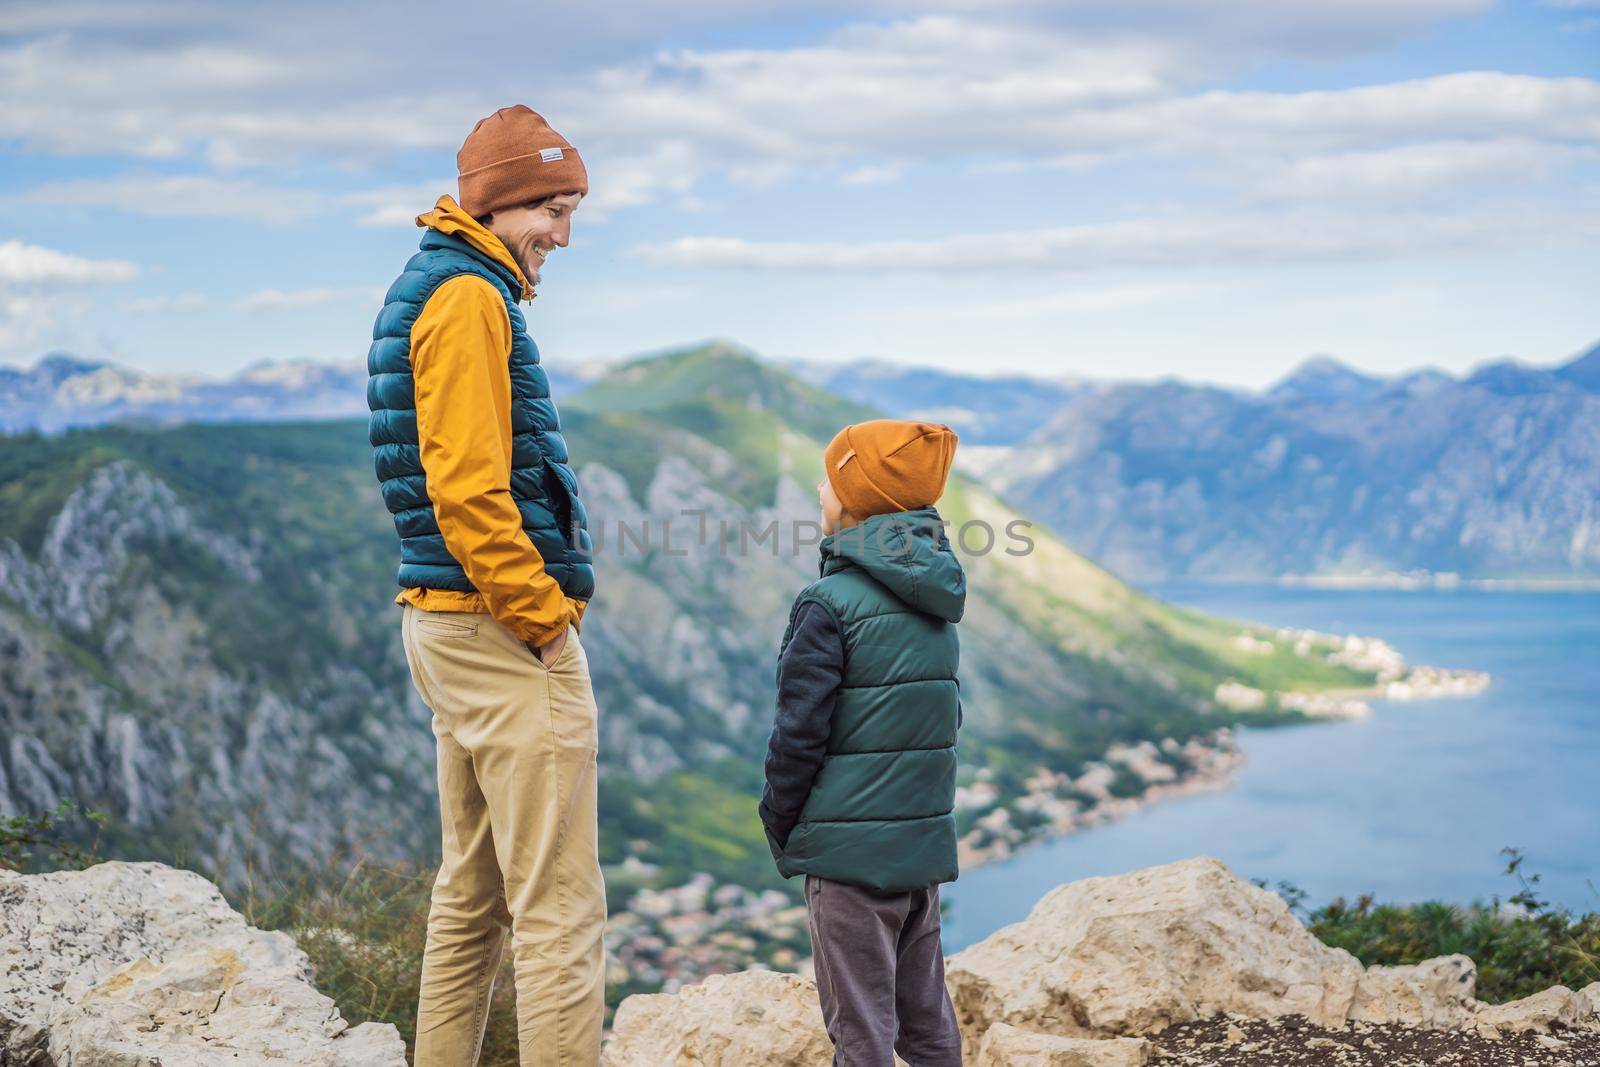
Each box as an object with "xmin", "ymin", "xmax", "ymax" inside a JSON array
[
  {"xmin": 0, "ymin": 240, "xmax": 138, "ymax": 285},
  {"xmin": 0, "ymin": 4, "xmax": 1510, "ymax": 174},
  {"xmin": 579, "ymin": 48, "xmax": 1600, "ymax": 169},
  {"xmin": 0, "ymin": 30, "xmax": 491, "ymax": 167},
  {"xmin": 868, "ymin": 0, "xmax": 1495, "ymax": 56},
  {"xmin": 1, "ymin": 4, "xmax": 1590, "ymax": 219},
  {"xmin": 566, "ymin": 18, "xmax": 1180, "ymax": 168},
  {"xmin": 343, "ymin": 182, "xmax": 453, "ymax": 228},
  {"xmin": 580, "ymin": 142, "xmax": 703, "ymax": 219},
  {"xmin": 1241, "ymin": 138, "xmax": 1600, "ymax": 202},
  {"xmin": 237, "ymin": 286, "xmax": 383, "ymax": 313},
  {"xmin": 631, "ymin": 205, "xmax": 1599, "ymax": 273},
  {"xmin": 0, "ymin": 36, "xmax": 325, "ymax": 160},
  {"xmin": 1131, "ymin": 73, "xmax": 1600, "ymax": 156},
  {"xmin": 0, "ymin": 240, "xmax": 137, "ymax": 356},
  {"xmin": 30, "ymin": 174, "xmax": 324, "ymax": 224},
  {"xmin": 546, "ymin": 30, "xmax": 1600, "ymax": 221}
]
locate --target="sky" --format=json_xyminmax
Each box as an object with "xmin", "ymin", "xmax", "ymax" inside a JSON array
[{"xmin": 0, "ymin": 0, "xmax": 1596, "ymax": 389}]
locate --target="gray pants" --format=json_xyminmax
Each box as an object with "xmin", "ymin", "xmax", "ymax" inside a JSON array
[{"xmin": 805, "ymin": 875, "xmax": 964, "ymax": 1067}]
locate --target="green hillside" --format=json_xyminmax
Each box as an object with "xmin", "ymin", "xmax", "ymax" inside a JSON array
[
  {"xmin": 572, "ymin": 338, "xmax": 880, "ymax": 439},
  {"xmin": 0, "ymin": 343, "xmax": 1379, "ymax": 899}
]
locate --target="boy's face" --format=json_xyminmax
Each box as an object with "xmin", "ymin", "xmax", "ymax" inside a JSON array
[{"xmin": 818, "ymin": 475, "xmax": 850, "ymax": 535}]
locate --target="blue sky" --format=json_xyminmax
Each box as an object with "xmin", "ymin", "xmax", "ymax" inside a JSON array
[{"xmin": 1, "ymin": 0, "xmax": 1595, "ymax": 388}]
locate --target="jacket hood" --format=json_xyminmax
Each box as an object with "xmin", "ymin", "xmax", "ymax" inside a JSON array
[
  {"xmin": 820, "ymin": 506, "xmax": 966, "ymax": 623},
  {"xmin": 415, "ymin": 194, "xmax": 533, "ymax": 301}
]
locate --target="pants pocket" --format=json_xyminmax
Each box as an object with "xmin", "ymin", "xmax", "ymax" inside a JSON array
[
  {"xmin": 547, "ymin": 631, "xmax": 598, "ymax": 751},
  {"xmin": 415, "ymin": 613, "xmax": 480, "ymax": 639}
]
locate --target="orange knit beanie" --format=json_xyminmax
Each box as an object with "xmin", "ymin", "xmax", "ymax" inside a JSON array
[
  {"xmin": 824, "ymin": 419, "xmax": 958, "ymax": 521},
  {"xmin": 457, "ymin": 105, "xmax": 588, "ymax": 218}
]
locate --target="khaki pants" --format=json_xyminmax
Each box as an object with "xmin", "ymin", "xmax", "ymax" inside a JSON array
[{"xmin": 401, "ymin": 604, "xmax": 606, "ymax": 1067}]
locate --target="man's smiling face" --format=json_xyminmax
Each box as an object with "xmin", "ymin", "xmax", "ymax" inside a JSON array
[{"xmin": 485, "ymin": 192, "xmax": 582, "ymax": 290}]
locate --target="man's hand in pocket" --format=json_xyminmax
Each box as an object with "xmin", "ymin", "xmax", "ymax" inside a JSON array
[{"xmin": 527, "ymin": 627, "xmax": 568, "ymax": 668}]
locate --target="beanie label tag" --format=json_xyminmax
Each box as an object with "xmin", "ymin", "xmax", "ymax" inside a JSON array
[
  {"xmin": 835, "ymin": 448, "xmax": 856, "ymax": 469},
  {"xmin": 539, "ymin": 147, "xmax": 565, "ymax": 163}
]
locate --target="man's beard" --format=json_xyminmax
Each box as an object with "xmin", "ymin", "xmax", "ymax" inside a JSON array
[{"xmin": 519, "ymin": 249, "xmax": 545, "ymax": 290}]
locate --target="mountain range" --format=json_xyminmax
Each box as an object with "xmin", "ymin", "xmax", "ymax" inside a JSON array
[
  {"xmin": 3, "ymin": 339, "xmax": 1595, "ymax": 581},
  {"xmin": 0, "ymin": 352, "xmax": 594, "ymax": 434},
  {"xmin": 801, "ymin": 343, "xmax": 1600, "ymax": 581}
]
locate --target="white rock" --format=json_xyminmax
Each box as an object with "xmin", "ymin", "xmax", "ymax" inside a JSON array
[
  {"xmin": 0, "ymin": 861, "xmax": 405, "ymax": 1066},
  {"xmin": 1349, "ymin": 954, "xmax": 1478, "ymax": 1027},
  {"xmin": 605, "ymin": 969, "xmax": 866, "ymax": 1067},
  {"xmin": 945, "ymin": 856, "xmax": 1363, "ymax": 1041},
  {"xmin": 976, "ymin": 1023, "xmax": 1150, "ymax": 1066},
  {"xmin": 1472, "ymin": 986, "xmax": 1592, "ymax": 1038},
  {"xmin": 1578, "ymin": 981, "xmax": 1600, "ymax": 1026}
]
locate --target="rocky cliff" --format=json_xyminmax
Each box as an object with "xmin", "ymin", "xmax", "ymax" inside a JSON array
[
  {"xmin": 0, "ymin": 455, "xmax": 437, "ymax": 886},
  {"xmin": 0, "ymin": 861, "xmax": 404, "ymax": 1066}
]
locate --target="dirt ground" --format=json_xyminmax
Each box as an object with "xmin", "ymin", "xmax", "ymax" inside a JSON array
[{"xmin": 1147, "ymin": 1014, "xmax": 1600, "ymax": 1067}]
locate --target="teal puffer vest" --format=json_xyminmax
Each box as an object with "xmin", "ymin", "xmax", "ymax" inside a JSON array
[
  {"xmin": 774, "ymin": 507, "xmax": 966, "ymax": 892},
  {"xmin": 366, "ymin": 229, "xmax": 594, "ymax": 600}
]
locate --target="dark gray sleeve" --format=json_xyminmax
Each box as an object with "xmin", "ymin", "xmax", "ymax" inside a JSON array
[{"xmin": 759, "ymin": 599, "xmax": 843, "ymax": 850}]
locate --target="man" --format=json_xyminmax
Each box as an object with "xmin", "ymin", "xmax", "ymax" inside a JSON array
[{"xmin": 366, "ymin": 105, "xmax": 603, "ymax": 1066}]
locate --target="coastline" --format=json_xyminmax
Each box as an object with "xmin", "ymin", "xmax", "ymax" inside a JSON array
[
  {"xmin": 954, "ymin": 732, "xmax": 1247, "ymax": 870},
  {"xmin": 957, "ymin": 628, "xmax": 1492, "ymax": 868},
  {"xmin": 1215, "ymin": 625, "xmax": 1490, "ymax": 721}
]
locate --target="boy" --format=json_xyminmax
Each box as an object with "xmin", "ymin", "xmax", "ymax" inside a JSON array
[{"xmin": 760, "ymin": 419, "xmax": 967, "ymax": 1067}]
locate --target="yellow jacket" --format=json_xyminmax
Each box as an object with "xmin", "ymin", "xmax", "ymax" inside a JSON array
[{"xmin": 396, "ymin": 196, "xmax": 584, "ymax": 645}]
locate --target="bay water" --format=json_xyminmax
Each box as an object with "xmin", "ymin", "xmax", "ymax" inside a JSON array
[{"xmin": 942, "ymin": 585, "xmax": 1600, "ymax": 950}]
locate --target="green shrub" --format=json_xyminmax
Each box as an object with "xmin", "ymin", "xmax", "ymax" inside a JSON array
[
  {"xmin": 0, "ymin": 799, "xmax": 106, "ymax": 872},
  {"xmin": 1295, "ymin": 850, "xmax": 1600, "ymax": 1003}
]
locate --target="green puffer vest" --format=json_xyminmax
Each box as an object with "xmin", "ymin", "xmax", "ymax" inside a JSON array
[{"xmin": 771, "ymin": 506, "xmax": 966, "ymax": 893}]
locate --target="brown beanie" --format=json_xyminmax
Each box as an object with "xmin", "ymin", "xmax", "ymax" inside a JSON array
[
  {"xmin": 824, "ymin": 419, "xmax": 958, "ymax": 521},
  {"xmin": 457, "ymin": 105, "xmax": 588, "ymax": 218}
]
